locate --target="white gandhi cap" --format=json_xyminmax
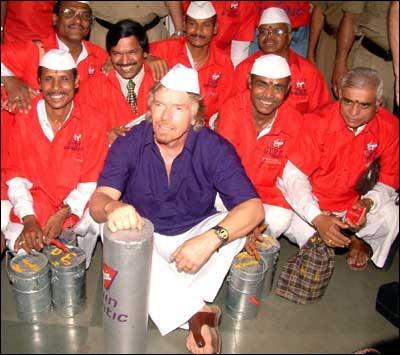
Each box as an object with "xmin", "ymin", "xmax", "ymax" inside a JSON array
[
  {"xmin": 187, "ymin": 1, "xmax": 216, "ymax": 19},
  {"xmin": 259, "ymin": 7, "xmax": 291, "ymax": 27},
  {"xmin": 160, "ymin": 63, "xmax": 200, "ymax": 94},
  {"xmin": 74, "ymin": 1, "xmax": 90, "ymax": 5},
  {"xmin": 251, "ymin": 54, "xmax": 291, "ymax": 79},
  {"xmin": 39, "ymin": 49, "xmax": 77, "ymax": 70}
]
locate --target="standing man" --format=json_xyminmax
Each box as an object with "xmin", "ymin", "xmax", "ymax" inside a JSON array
[
  {"xmin": 89, "ymin": 64, "xmax": 264, "ymax": 354},
  {"xmin": 1, "ymin": 1, "xmax": 55, "ymax": 44},
  {"xmin": 218, "ymin": 54, "xmax": 304, "ymax": 239},
  {"xmin": 2, "ymin": 49, "xmax": 108, "ymax": 254},
  {"xmin": 278, "ymin": 67, "xmax": 399, "ymax": 270},
  {"xmin": 307, "ymin": 1, "xmax": 344, "ymax": 92},
  {"xmin": 233, "ymin": 7, "xmax": 331, "ymax": 114},
  {"xmin": 331, "ymin": 2, "xmax": 395, "ymax": 112},
  {"xmin": 180, "ymin": 1, "xmax": 258, "ymax": 67},
  {"xmin": 79, "ymin": 19, "xmax": 155, "ymax": 144},
  {"xmin": 1, "ymin": 1, "xmax": 108, "ymax": 114},
  {"xmin": 150, "ymin": 1, "xmax": 234, "ymax": 127},
  {"xmin": 89, "ymin": 1, "xmax": 184, "ymax": 48}
]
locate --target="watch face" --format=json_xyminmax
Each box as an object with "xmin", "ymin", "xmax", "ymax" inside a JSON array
[{"xmin": 215, "ymin": 226, "xmax": 229, "ymax": 241}]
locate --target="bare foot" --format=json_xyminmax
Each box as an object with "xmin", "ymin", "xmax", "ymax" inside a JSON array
[
  {"xmin": 186, "ymin": 304, "xmax": 221, "ymax": 354},
  {"xmin": 346, "ymin": 236, "xmax": 370, "ymax": 271}
]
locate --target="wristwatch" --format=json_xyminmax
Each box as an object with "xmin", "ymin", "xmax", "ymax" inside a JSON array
[{"xmin": 212, "ymin": 225, "xmax": 229, "ymax": 248}]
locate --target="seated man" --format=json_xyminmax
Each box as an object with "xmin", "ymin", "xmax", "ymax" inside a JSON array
[
  {"xmin": 233, "ymin": 7, "xmax": 331, "ymax": 114},
  {"xmin": 149, "ymin": 1, "xmax": 234, "ymax": 128},
  {"xmin": 79, "ymin": 19, "xmax": 155, "ymax": 144},
  {"xmin": 218, "ymin": 54, "xmax": 304, "ymax": 239},
  {"xmin": 89, "ymin": 64, "xmax": 264, "ymax": 353},
  {"xmin": 278, "ymin": 67, "xmax": 399, "ymax": 270},
  {"xmin": 2, "ymin": 49, "xmax": 108, "ymax": 257},
  {"xmin": 1, "ymin": 1, "xmax": 108, "ymax": 114}
]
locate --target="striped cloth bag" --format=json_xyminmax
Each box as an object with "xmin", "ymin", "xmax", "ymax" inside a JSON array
[{"xmin": 275, "ymin": 234, "xmax": 335, "ymax": 304}]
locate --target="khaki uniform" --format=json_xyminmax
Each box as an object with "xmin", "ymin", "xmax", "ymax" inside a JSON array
[
  {"xmin": 89, "ymin": 1, "xmax": 169, "ymax": 49},
  {"xmin": 311, "ymin": 1, "xmax": 344, "ymax": 91},
  {"xmin": 343, "ymin": 2, "xmax": 394, "ymax": 111}
]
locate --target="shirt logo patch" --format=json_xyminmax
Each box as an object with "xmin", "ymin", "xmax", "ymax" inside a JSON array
[
  {"xmin": 223, "ymin": 1, "xmax": 239, "ymax": 16},
  {"xmin": 64, "ymin": 133, "xmax": 82, "ymax": 151},
  {"xmin": 230, "ymin": 1, "xmax": 239, "ymax": 10},
  {"xmin": 293, "ymin": 80, "xmax": 307, "ymax": 96},
  {"xmin": 364, "ymin": 142, "xmax": 378, "ymax": 160},
  {"xmin": 205, "ymin": 72, "xmax": 221, "ymax": 89},
  {"xmin": 88, "ymin": 66, "xmax": 95, "ymax": 75},
  {"xmin": 261, "ymin": 138, "xmax": 286, "ymax": 164}
]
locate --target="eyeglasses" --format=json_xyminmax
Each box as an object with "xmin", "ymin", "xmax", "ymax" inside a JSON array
[
  {"xmin": 59, "ymin": 8, "xmax": 94, "ymax": 21},
  {"xmin": 259, "ymin": 28, "xmax": 290, "ymax": 37}
]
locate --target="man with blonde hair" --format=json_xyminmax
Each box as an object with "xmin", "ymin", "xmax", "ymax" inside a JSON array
[{"xmin": 90, "ymin": 64, "xmax": 263, "ymax": 353}]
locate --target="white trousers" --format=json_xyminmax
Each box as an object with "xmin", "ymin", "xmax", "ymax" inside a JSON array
[
  {"xmin": 263, "ymin": 204, "xmax": 294, "ymax": 238},
  {"xmin": 274, "ymin": 196, "xmax": 399, "ymax": 268},
  {"xmin": 148, "ymin": 212, "xmax": 245, "ymax": 336}
]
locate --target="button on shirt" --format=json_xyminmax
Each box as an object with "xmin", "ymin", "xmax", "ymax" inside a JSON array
[{"xmin": 97, "ymin": 121, "xmax": 259, "ymax": 235}]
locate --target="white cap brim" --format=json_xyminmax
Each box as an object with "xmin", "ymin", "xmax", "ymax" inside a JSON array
[
  {"xmin": 187, "ymin": 1, "xmax": 216, "ymax": 20},
  {"xmin": 251, "ymin": 54, "xmax": 291, "ymax": 79},
  {"xmin": 259, "ymin": 7, "xmax": 291, "ymax": 27},
  {"xmin": 39, "ymin": 49, "xmax": 77, "ymax": 70},
  {"xmin": 160, "ymin": 63, "xmax": 200, "ymax": 94}
]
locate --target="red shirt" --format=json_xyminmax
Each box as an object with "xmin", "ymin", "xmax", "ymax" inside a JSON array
[
  {"xmin": 233, "ymin": 50, "xmax": 331, "ymax": 114},
  {"xmin": 78, "ymin": 64, "xmax": 155, "ymax": 130},
  {"xmin": 181, "ymin": 1, "xmax": 257, "ymax": 51},
  {"xmin": 1, "ymin": 32, "xmax": 108, "ymax": 90},
  {"xmin": 5, "ymin": 98, "xmax": 109, "ymax": 227},
  {"xmin": 218, "ymin": 91, "xmax": 304, "ymax": 208},
  {"xmin": 150, "ymin": 37, "xmax": 234, "ymax": 127},
  {"xmin": 256, "ymin": 1, "xmax": 310, "ymax": 29},
  {"xmin": 288, "ymin": 102, "xmax": 399, "ymax": 211},
  {"xmin": 3, "ymin": 1, "xmax": 55, "ymax": 44}
]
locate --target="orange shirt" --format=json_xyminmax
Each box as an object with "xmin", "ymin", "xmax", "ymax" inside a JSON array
[
  {"xmin": 288, "ymin": 102, "xmax": 399, "ymax": 211},
  {"xmin": 6, "ymin": 98, "xmax": 108, "ymax": 227},
  {"xmin": 233, "ymin": 49, "xmax": 331, "ymax": 114},
  {"xmin": 181, "ymin": 1, "xmax": 257, "ymax": 51},
  {"xmin": 78, "ymin": 64, "xmax": 155, "ymax": 130},
  {"xmin": 150, "ymin": 37, "xmax": 234, "ymax": 127},
  {"xmin": 1, "ymin": 32, "xmax": 108, "ymax": 90},
  {"xmin": 3, "ymin": 1, "xmax": 55, "ymax": 44},
  {"xmin": 218, "ymin": 91, "xmax": 304, "ymax": 208}
]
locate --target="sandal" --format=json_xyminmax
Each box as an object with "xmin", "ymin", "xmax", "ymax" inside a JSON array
[
  {"xmin": 346, "ymin": 236, "xmax": 370, "ymax": 271},
  {"xmin": 188, "ymin": 305, "xmax": 222, "ymax": 354}
]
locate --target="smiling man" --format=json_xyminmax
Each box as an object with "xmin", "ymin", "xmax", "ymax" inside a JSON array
[
  {"xmin": 1, "ymin": 49, "xmax": 108, "ymax": 255},
  {"xmin": 232, "ymin": 7, "xmax": 331, "ymax": 114},
  {"xmin": 79, "ymin": 19, "xmax": 155, "ymax": 144},
  {"xmin": 89, "ymin": 64, "xmax": 264, "ymax": 354},
  {"xmin": 218, "ymin": 54, "xmax": 304, "ymax": 243},
  {"xmin": 149, "ymin": 1, "xmax": 234, "ymax": 128},
  {"xmin": 1, "ymin": 0, "xmax": 108, "ymax": 114},
  {"xmin": 278, "ymin": 67, "xmax": 399, "ymax": 271}
]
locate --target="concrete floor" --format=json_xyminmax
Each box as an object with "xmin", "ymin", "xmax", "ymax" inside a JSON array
[{"xmin": 1, "ymin": 237, "xmax": 398, "ymax": 354}]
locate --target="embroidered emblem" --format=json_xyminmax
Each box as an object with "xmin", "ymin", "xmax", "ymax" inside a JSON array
[
  {"xmin": 88, "ymin": 66, "xmax": 95, "ymax": 75},
  {"xmin": 293, "ymin": 80, "xmax": 307, "ymax": 96},
  {"xmin": 64, "ymin": 133, "xmax": 82, "ymax": 151}
]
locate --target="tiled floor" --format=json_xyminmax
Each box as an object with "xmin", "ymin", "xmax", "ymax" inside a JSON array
[{"xmin": 1, "ymin": 237, "xmax": 398, "ymax": 354}]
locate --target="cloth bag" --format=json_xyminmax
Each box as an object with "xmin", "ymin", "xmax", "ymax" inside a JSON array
[{"xmin": 275, "ymin": 234, "xmax": 335, "ymax": 304}]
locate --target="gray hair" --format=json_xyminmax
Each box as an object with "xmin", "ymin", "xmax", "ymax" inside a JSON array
[
  {"xmin": 146, "ymin": 82, "xmax": 205, "ymax": 131},
  {"xmin": 340, "ymin": 67, "xmax": 384, "ymax": 104}
]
